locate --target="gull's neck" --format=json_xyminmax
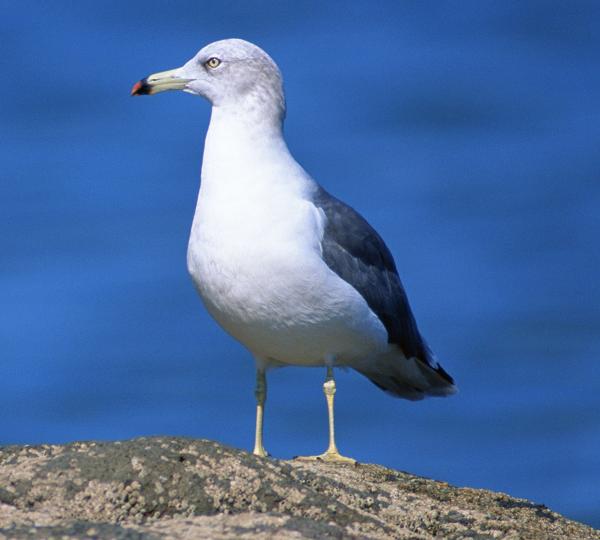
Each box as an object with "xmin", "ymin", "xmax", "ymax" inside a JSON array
[
  {"xmin": 200, "ymin": 102, "xmax": 300, "ymax": 197},
  {"xmin": 204, "ymin": 104, "xmax": 286, "ymax": 163},
  {"xmin": 190, "ymin": 100, "xmax": 314, "ymax": 248}
]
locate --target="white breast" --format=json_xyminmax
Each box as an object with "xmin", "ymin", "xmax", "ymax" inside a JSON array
[{"xmin": 186, "ymin": 109, "xmax": 388, "ymax": 367}]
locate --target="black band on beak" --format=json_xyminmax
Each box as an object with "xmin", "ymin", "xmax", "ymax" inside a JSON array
[{"xmin": 131, "ymin": 78, "xmax": 151, "ymax": 96}]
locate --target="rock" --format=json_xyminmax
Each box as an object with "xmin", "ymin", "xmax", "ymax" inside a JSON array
[{"xmin": 0, "ymin": 437, "xmax": 597, "ymax": 539}]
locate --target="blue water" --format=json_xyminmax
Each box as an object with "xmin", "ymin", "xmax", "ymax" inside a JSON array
[{"xmin": 2, "ymin": 0, "xmax": 599, "ymax": 529}]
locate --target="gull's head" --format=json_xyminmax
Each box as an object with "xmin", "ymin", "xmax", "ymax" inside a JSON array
[{"xmin": 131, "ymin": 38, "xmax": 285, "ymax": 119}]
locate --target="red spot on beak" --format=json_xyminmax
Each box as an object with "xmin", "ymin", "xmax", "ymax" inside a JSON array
[{"xmin": 131, "ymin": 80, "xmax": 144, "ymax": 96}]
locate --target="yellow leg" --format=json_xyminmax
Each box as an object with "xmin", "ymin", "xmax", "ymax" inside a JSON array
[
  {"xmin": 253, "ymin": 368, "xmax": 269, "ymax": 457},
  {"xmin": 296, "ymin": 367, "xmax": 356, "ymax": 464}
]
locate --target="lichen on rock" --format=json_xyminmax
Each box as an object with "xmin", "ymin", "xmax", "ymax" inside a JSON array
[{"xmin": 0, "ymin": 437, "xmax": 597, "ymax": 539}]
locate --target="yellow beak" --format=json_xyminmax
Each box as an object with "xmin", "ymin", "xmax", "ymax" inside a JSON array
[{"xmin": 131, "ymin": 68, "xmax": 191, "ymax": 96}]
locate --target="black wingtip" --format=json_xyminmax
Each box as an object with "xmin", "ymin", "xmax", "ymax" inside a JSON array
[{"xmin": 433, "ymin": 363, "xmax": 455, "ymax": 386}]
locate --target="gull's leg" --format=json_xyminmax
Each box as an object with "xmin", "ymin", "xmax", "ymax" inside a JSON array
[
  {"xmin": 296, "ymin": 367, "xmax": 356, "ymax": 464},
  {"xmin": 253, "ymin": 367, "xmax": 269, "ymax": 457}
]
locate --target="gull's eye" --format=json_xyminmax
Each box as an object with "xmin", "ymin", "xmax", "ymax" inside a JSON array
[{"xmin": 205, "ymin": 57, "xmax": 221, "ymax": 69}]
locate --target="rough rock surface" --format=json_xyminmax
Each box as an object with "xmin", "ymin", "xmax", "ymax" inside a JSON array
[{"xmin": 0, "ymin": 437, "xmax": 597, "ymax": 539}]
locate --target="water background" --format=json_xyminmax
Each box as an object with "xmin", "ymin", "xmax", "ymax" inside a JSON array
[{"xmin": 2, "ymin": 0, "xmax": 599, "ymax": 528}]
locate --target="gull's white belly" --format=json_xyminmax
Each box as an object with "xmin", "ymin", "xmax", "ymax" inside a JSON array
[{"xmin": 186, "ymin": 196, "xmax": 388, "ymax": 367}]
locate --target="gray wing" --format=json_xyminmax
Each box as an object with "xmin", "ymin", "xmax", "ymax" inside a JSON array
[{"xmin": 312, "ymin": 186, "xmax": 455, "ymax": 390}]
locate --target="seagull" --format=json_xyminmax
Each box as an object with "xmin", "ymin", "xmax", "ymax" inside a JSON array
[{"xmin": 131, "ymin": 38, "xmax": 456, "ymax": 462}]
